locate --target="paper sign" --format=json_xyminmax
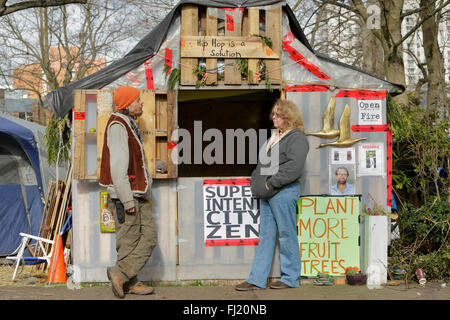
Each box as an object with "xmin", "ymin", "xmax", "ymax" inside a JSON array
[
  {"xmin": 357, "ymin": 100, "xmax": 382, "ymax": 125},
  {"xmin": 358, "ymin": 143, "xmax": 384, "ymax": 176},
  {"xmin": 203, "ymin": 179, "xmax": 260, "ymax": 246},
  {"xmin": 330, "ymin": 148, "xmax": 355, "ymax": 165},
  {"xmin": 100, "ymin": 192, "xmax": 115, "ymax": 233},
  {"xmin": 297, "ymin": 196, "xmax": 360, "ymax": 276}
]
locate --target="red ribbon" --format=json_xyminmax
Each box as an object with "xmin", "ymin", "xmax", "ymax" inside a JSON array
[
  {"xmin": 282, "ymin": 32, "xmax": 330, "ymax": 80},
  {"xmin": 144, "ymin": 58, "xmax": 154, "ymax": 90}
]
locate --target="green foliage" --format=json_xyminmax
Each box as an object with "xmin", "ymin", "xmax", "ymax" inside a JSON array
[
  {"xmin": 387, "ymin": 95, "xmax": 449, "ymax": 280},
  {"xmin": 193, "ymin": 64, "xmax": 206, "ymax": 89},
  {"xmin": 44, "ymin": 114, "xmax": 71, "ymax": 165},
  {"xmin": 251, "ymin": 34, "xmax": 273, "ymax": 49},
  {"xmin": 236, "ymin": 58, "xmax": 248, "ymax": 80},
  {"xmin": 387, "ymin": 95, "xmax": 449, "ymax": 205},
  {"xmin": 164, "ymin": 65, "xmax": 181, "ymax": 90},
  {"xmin": 390, "ymin": 198, "xmax": 450, "ymax": 280}
]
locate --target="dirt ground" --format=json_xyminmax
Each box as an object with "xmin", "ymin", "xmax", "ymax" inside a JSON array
[{"xmin": 0, "ymin": 263, "xmax": 448, "ymax": 301}]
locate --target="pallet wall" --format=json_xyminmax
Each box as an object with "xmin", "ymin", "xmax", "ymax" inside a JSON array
[
  {"xmin": 73, "ymin": 90, "xmax": 176, "ymax": 180},
  {"xmin": 180, "ymin": 5, "xmax": 282, "ymax": 86}
]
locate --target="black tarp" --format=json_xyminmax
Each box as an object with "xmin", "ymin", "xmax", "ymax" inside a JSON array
[{"xmin": 45, "ymin": 0, "xmax": 404, "ymax": 119}]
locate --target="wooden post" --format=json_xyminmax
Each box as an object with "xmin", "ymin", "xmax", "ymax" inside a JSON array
[
  {"xmin": 225, "ymin": 10, "xmax": 242, "ymax": 84},
  {"xmin": 166, "ymin": 90, "xmax": 177, "ymax": 178},
  {"xmin": 96, "ymin": 90, "xmax": 113, "ymax": 178},
  {"xmin": 73, "ymin": 90, "xmax": 85, "ymax": 179},
  {"xmin": 181, "ymin": 5, "xmax": 198, "ymax": 85},
  {"xmin": 247, "ymin": 8, "xmax": 260, "ymax": 84},
  {"xmin": 265, "ymin": 6, "xmax": 282, "ymax": 83},
  {"xmin": 206, "ymin": 7, "xmax": 218, "ymax": 85},
  {"xmin": 138, "ymin": 90, "xmax": 157, "ymax": 176}
]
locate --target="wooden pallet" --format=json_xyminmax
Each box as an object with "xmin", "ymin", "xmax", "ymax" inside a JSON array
[
  {"xmin": 32, "ymin": 164, "xmax": 73, "ymax": 271},
  {"xmin": 180, "ymin": 5, "xmax": 282, "ymax": 86},
  {"xmin": 73, "ymin": 89, "xmax": 176, "ymax": 180}
]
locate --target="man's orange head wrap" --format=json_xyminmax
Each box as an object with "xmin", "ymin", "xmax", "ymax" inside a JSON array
[{"xmin": 113, "ymin": 86, "xmax": 140, "ymax": 111}]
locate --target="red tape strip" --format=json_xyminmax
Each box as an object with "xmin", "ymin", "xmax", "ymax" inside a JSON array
[
  {"xmin": 285, "ymin": 85, "xmax": 330, "ymax": 92},
  {"xmin": 352, "ymin": 124, "xmax": 393, "ymax": 207},
  {"xmin": 351, "ymin": 125, "xmax": 390, "ymax": 132},
  {"xmin": 282, "ymin": 32, "xmax": 330, "ymax": 80},
  {"xmin": 386, "ymin": 129, "xmax": 393, "ymax": 207},
  {"xmin": 336, "ymin": 90, "xmax": 387, "ymax": 100},
  {"xmin": 165, "ymin": 48, "xmax": 172, "ymax": 73},
  {"xmin": 226, "ymin": 14, "xmax": 234, "ymax": 31},
  {"xmin": 144, "ymin": 58, "xmax": 154, "ymax": 90},
  {"xmin": 205, "ymin": 239, "xmax": 259, "ymax": 247},
  {"xmin": 74, "ymin": 112, "xmax": 85, "ymax": 120},
  {"xmin": 167, "ymin": 142, "xmax": 178, "ymax": 150},
  {"xmin": 203, "ymin": 178, "xmax": 251, "ymax": 186}
]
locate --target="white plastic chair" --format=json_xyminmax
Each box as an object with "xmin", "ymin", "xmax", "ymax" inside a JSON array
[{"xmin": 6, "ymin": 232, "xmax": 54, "ymax": 281}]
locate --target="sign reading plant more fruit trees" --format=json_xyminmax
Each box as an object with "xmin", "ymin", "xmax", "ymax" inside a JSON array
[{"xmin": 297, "ymin": 195, "xmax": 360, "ymax": 277}]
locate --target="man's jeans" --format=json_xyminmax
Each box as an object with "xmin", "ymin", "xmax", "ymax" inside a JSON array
[{"xmin": 246, "ymin": 182, "xmax": 301, "ymax": 288}]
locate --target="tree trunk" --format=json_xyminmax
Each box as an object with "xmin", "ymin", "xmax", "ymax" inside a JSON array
[
  {"xmin": 380, "ymin": 0, "xmax": 407, "ymax": 104},
  {"xmin": 419, "ymin": 0, "xmax": 448, "ymax": 120},
  {"xmin": 361, "ymin": 23, "xmax": 385, "ymax": 78}
]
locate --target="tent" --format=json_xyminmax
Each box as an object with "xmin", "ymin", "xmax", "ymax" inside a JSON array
[
  {"xmin": 45, "ymin": 0, "xmax": 404, "ymax": 119},
  {"xmin": 0, "ymin": 114, "xmax": 64, "ymax": 256}
]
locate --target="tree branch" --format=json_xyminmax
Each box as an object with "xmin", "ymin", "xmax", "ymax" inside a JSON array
[
  {"xmin": 395, "ymin": 0, "xmax": 450, "ymax": 48},
  {"xmin": 0, "ymin": 0, "xmax": 87, "ymax": 17}
]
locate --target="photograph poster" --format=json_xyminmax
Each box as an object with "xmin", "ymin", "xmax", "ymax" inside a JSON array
[
  {"xmin": 358, "ymin": 143, "xmax": 384, "ymax": 176},
  {"xmin": 330, "ymin": 147, "xmax": 355, "ymax": 165},
  {"xmin": 329, "ymin": 163, "xmax": 356, "ymax": 196}
]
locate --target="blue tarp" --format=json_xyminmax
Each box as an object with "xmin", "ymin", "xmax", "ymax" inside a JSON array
[{"xmin": 0, "ymin": 116, "xmax": 44, "ymax": 256}]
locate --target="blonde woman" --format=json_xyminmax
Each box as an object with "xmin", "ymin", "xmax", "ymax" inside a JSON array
[{"xmin": 236, "ymin": 99, "xmax": 309, "ymax": 290}]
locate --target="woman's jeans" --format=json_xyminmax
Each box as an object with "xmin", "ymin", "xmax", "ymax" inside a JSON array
[{"xmin": 246, "ymin": 182, "xmax": 301, "ymax": 288}]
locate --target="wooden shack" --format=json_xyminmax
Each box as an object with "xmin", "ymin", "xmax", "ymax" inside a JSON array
[{"xmin": 47, "ymin": 1, "xmax": 404, "ymax": 283}]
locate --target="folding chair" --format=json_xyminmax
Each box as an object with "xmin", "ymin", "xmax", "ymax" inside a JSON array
[
  {"xmin": 6, "ymin": 233, "xmax": 54, "ymax": 281},
  {"xmin": 6, "ymin": 211, "xmax": 72, "ymax": 281}
]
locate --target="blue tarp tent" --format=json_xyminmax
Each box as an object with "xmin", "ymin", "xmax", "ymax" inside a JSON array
[{"xmin": 0, "ymin": 115, "xmax": 45, "ymax": 256}]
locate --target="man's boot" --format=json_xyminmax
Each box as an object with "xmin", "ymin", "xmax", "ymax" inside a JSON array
[
  {"xmin": 126, "ymin": 282, "xmax": 154, "ymax": 295},
  {"xmin": 107, "ymin": 267, "xmax": 125, "ymax": 298}
]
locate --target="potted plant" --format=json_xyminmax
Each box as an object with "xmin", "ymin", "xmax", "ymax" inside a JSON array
[{"xmin": 345, "ymin": 267, "xmax": 367, "ymax": 285}]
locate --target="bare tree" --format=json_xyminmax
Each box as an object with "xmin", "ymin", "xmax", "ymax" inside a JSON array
[
  {"xmin": 419, "ymin": 0, "xmax": 449, "ymax": 119},
  {"xmin": 300, "ymin": 0, "xmax": 449, "ymax": 108},
  {"xmin": 0, "ymin": 0, "xmax": 175, "ymax": 102},
  {"xmin": 0, "ymin": 0, "xmax": 87, "ymax": 17}
]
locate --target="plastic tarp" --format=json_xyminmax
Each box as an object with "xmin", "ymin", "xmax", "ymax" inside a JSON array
[
  {"xmin": 0, "ymin": 115, "xmax": 45, "ymax": 256},
  {"xmin": 45, "ymin": 0, "xmax": 404, "ymax": 119}
]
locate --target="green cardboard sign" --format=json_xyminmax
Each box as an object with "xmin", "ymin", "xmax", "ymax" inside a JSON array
[{"xmin": 297, "ymin": 196, "xmax": 360, "ymax": 276}]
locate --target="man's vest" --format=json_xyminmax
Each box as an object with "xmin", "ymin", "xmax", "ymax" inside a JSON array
[{"xmin": 99, "ymin": 113, "xmax": 148, "ymax": 194}]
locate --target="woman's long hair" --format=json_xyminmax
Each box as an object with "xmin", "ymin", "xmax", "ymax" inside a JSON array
[{"xmin": 270, "ymin": 99, "xmax": 305, "ymax": 133}]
